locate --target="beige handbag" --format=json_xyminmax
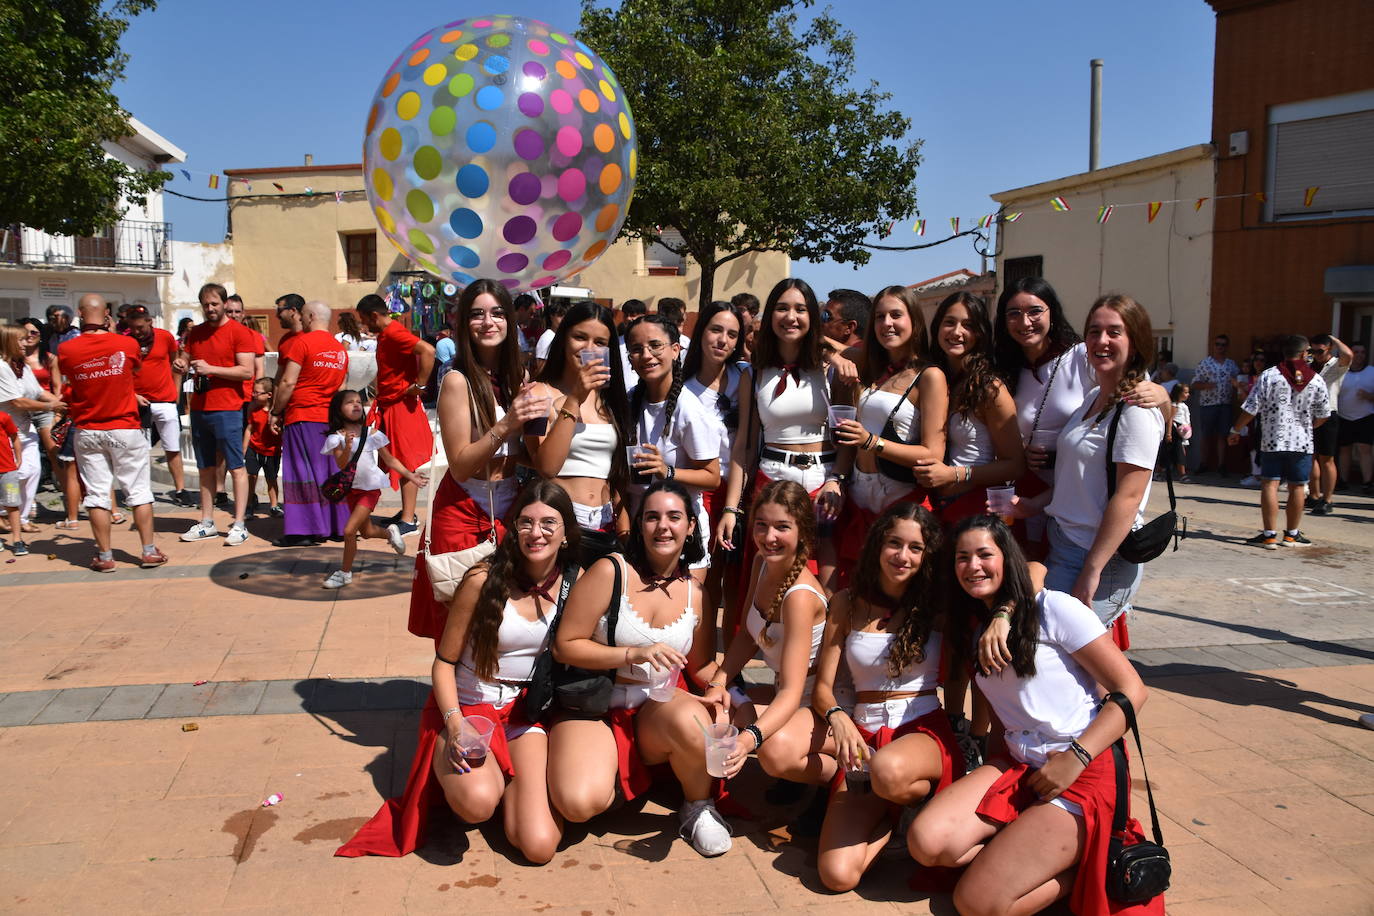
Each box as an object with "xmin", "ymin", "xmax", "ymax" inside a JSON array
[{"xmin": 420, "ymin": 383, "xmax": 499, "ymax": 603}]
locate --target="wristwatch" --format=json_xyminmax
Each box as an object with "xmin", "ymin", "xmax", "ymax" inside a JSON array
[{"xmin": 664, "ymin": 466, "xmax": 676, "ymax": 480}]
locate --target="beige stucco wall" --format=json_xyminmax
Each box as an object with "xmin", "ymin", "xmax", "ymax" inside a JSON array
[
  {"xmin": 159, "ymin": 240, "xmax": 236, "ymax": 330},
  {"xmin": 992, "ymin": 145, "xmax": 1215, "ymax": 368}
]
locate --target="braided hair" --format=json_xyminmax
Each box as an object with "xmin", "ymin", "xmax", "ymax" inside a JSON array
[
  {"xmin": 1085, "ymin": 293, "xmax": 1155, "ymax": 424},
  {"xmin": 750, "ymin": 479, "xmax": 817, "ymax": 649},
  {"xmin": 626, "ymin": 315, "xmax": 684, "ymax": 444}
]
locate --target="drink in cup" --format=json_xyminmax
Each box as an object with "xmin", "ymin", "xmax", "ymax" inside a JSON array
[
  {"xmin": 523, "ymin": 395, "xmax": 552, "ymax": 436},
  {"xmin": 844, "ymin": 745, "xmax": 877, "ymax": 794},
  {"xmin": 827, "ymin": 405, "xmax": 857, "ymax": 429},
  {"xmin": 986, "ymin": 485, "xmax": 1016, "ymax": 526},
  {"xmin": 455, "ymin": 714, "xmax": 496, "ymax": 768},
  {"xmin": 579, "ymin": 346, "xmax": 609, "ymax": 367},
  {"xmin": 704, "ymin": 723, "xmax": 739, "ymax": 778},
  {"xmin": 626, "ymin": 444, "xmax": 650, "ymax": 484},
  {"xmin": 1030, "ymin": 428, "xmax": 1057, "ymax": 469},
  {"xmin": 648, "ymin": 664, "xmax": 681, "ymax": 702}
]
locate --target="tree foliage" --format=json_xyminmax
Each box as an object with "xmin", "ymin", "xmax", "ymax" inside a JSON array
[
  {"xmin": 0, "ymin": 0, "xmax": 168, "ymax": 236},
  {"xmin": 579, "ymin": 0, "xmax": 921, "ymax": 306}
]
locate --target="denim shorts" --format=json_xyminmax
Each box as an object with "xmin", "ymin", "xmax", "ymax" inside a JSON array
[
  {"xmin": 190, "ymin": 409, "xmax": 245, "ymax": 471},
  {"xmin": 1259, "ymin": 450, "xmax": 1312, "ymax": 484},
  {"xmin": 1044, "ymin": 519, "xmax": 1144, "ymax": 627},
  {"xmin": 1195, "ymin": 403, "xmax": 1232, "ymax": 440}
]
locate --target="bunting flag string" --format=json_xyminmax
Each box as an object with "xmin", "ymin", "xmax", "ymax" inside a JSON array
[
  {"xmin": 1147, "ymin": 201, "xmax": 1163, "ymax": 223},
  {"xmin": 1049, "ymin": 196, "xmax": 1071, "ymax": 212},
  {"xmin": 1195, "ymin": 198, "xmax": 1208, "ymax": 211},
  {"xmin": 208, "ymin": 175, "xmax": 219, "ymax": 190},
  {"xmin": 1003, "ymin": 212, "xmax": 1021, "ymax": 223},
  {"xmin": 976, "ymin": 214, "xmax": 996, "ymax": 229},
  {"xmin": 913, "ymin": 219, "xmax": 926, "ymax": 236},
  {"xmin": 949, "ymin": 217, "xmax": 960, "ymax": 234},
  {"xmin": 1095, "ymin": 205, "xmax": 1113, "ymax": 224},
  {"xmin": 1304, "ymin": 186, "xmax": 1320, "ymax": 206}
]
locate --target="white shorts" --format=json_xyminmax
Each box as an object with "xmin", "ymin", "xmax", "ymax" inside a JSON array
[
  {"xmin": 146, "ymin": 402, "xmax": 182, "ymax": 453},
  {"xmin": 74, "ymin": 427, "xmax": 154, "ymax": 509},
  {"xmin": 572, "ymin": 500, "xmax": 615, "ymax": 531},
  {"xmin": 850, "ymin": 468, "xmax": 917, "ymax": 514},
  {"xmin": 757, "ymin": 454, "xmax": 832, "ymax": 494}
]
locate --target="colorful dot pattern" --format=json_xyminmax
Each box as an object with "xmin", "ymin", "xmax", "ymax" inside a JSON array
[{"xmin": 361, "ymin": 16, "xmax": 637, "ymax": 290}]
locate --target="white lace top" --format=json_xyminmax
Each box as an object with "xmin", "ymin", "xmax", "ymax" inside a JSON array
[{"xmin": 594, "ymin": 557, "xmax": 697, "ymax": 685}]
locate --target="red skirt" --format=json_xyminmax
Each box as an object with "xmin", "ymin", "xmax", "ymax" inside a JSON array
[
  {"xmin": 608, "ymin": 705, "xmax": 655, "ymax": 802},
  {"xmin": 345, "ymin": 488, "xmax": 381, "ymax": 512},
  {"xmin": 370, "ymin": 396, "xmax": 433, "ymax": 488},
  {"xmin": 832, "ymin": 485, "xmax": 929, "ymax": 592},
  {"xmin": 408, "ymin": 476, "xmax": 505, "ymax": 643},
  {"xmin": 974, "ymin": 751, "xmax": 1165, "ymax": 916},
  {"xmin": 335, "ymin": 692, "xmax": 537, "ymax": 858},
  {"xmin": 828, "ymin": 706, "xmax": 964, "ymax": 797}
]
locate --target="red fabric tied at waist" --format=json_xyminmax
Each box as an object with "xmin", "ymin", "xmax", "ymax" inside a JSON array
[
  {"xmin": 369, "ymin": 398, "xmax": 433, "ymax": 487},
  {"xmin": 408, "ymin": 477, "xmax": 505, "ymax": 643},
  {"xmin": 828, "ymin": 706, "xmax": 964, "ymax": 798},
  {"xmin": 608, "ymin": 706, "xmax": 654, "ymax": 802}
]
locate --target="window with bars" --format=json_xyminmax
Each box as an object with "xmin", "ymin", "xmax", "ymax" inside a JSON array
[
  {"xmin": 1267, "ymin": 89, "xmax": 1374, "ymax": 221},
  {"xmin": 1003, "ymin": 255, "xmax": 1044, "ymax": 291},
  {"xmin": 342, "ymin": 233, "xmax": 377, "ymax": 282}
]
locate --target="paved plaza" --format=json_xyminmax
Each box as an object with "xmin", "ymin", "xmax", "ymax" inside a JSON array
[{"xmin": 1, "ymin": 479, "xmax": 1372, "ymax": 914}]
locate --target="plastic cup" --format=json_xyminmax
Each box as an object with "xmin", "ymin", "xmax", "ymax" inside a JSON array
[
  {"xmin": 1030, "ymin": 428, "xmax": 1057, "ymax": 469},
  {"xmin": 844, "ymin": 745, "xmax": 877, "ymax": 793},
  {"xmin": 704, "ymin": 723, "xmax": 739, "ymax": 778},
  {"xmin": 626, "ymin": 444, "xmax": 650, "ymax": 483},
  {"xmin": 987, "ymin": 485, "xmax": 1016, "ymax": 525},
  {"xmin": 523, "ymin": 396, "xmax": 552, "ymax": 436},
  {"xmin": 827, "ymin": 405, "xmax": 857, "ymax": 428},
  {"xmin": 648, "ymin": 664, "xmax": 681, "ymax": 702},
  {"xmin": 579, "ymin": 346, "xmax": 609, "ymax": 367},
  {"xmin": 455, "ymin": 714, "xmax": 496, "ymax": 766}
]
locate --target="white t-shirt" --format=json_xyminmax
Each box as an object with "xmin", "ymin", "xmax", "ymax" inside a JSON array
[
  {"xmin": 1337, "ymin": 366, "xmax": 1374, "ymax": 422},
  {"xmin": 535, "ymin": 329, "xmax": 555, "ymax": 361},
  {"xmin": 684, "ymin": 364, "xmax": 741, "ymax": 469},
  {"xmin": 321, "ymin": 428, "xmax": 391, "ymax": 492},
  {"xmin": 1315, "ymin": 358, "xmax": 1349, "ymax": 417},
  {"xmin": 1045, "ymin": 391, "xmax": 1166, "ymax": 551},
  {"xmin": 0, "ymin": 361, "xmax": 42, "ymax": 437},
  {"xmin": 976, "ymin": 589, "xmax": 1106, "ymax": 767},
  {"xmin": 1014, "ymin": 342, "xmax": 1096, "ymax": 443},
  {"xmin": 627, "ymin": 385, "xmax": 721, "ymax": 516},
  {"xmin": 1240, "ymin": 367, "xmax": 1329, "ymax": 453}
]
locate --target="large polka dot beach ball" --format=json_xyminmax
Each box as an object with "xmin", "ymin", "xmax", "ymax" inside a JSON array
[{"xmin": 362, "ymin": 16, "xmax": 637, "ymax": 291}]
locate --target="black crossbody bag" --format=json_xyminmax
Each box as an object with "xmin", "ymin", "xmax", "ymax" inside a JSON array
[
  {"xmin": 541, "ymin": 558, "xmax": 622, "ymax": 720},
  {"xmin": 1102, "ymin": 691, "xmax": 1171, "ymax": 904},
  {"xmin": 1105, "ymin": 404, "xmax": 1185, "ymax": 563},
  {"xmin": 874, "ymin": 368, "xmax": 926, "ymax": 483},
  {"xmin": 521, "ymin": 563, "xmax": 578, "ymax": 721}
]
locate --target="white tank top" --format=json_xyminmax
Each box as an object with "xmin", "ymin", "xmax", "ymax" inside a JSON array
[
  {"xmin": 947, "ymin": 411, "xmax": 996, "ymax": 466},
  {"xmin": 455, "ymin": 599, "xmax": 553, "ymax": 706},
  {"xmin": 595, "ymin": 557, "xmax": 697, "ymax": 684},
  {"xmin": 845, "ymin": 628, "xmax": 942, "ymax": 694},
  {"xmin": 557, "ymin": 421, "xmax": 616, "ymax": 478},
  {"xmin": 858, "ymin": 386, "xmax": 919, "ymax": 440},
  {"xmin": 744, "ymin": 563, "xmax": 826, "ymax": 674},
  {"xmin": 755, "ymin": 367, "xmax": 828, "ymax": 445}
]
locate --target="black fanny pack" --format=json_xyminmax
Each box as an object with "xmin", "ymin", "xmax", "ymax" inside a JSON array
[
  {"xmin": 1106, "ymin": 404, "xmax": 1185, "ymax": 563},
  {"xmin": 1102, "ymin": 691, "xmax": 1171, "ymax": 904},
  {"xmin": 874, "ymin": 369, "xmax": 925, "ymax": 484}
]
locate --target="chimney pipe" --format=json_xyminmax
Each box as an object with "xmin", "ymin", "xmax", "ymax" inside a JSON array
[
  {"xmin": 1089, "ymin": 59, "xmax": 1103, "ymax": 171},
  {"xmin": 304, "ymin": 153, "xmax": 314, "ymax": 166}
]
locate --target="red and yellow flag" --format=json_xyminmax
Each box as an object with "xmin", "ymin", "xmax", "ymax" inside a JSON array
[
  {"xmin": 1304, "ymin": 187, "xmax": 1320, "ymax": 207},
  {"xmin": 1147, "ymin": 202, "xmax": 1163, "ymax": 223},
  {"xmin": 208, "ymin": 174, "xmax": 220, "ymax": 190}
]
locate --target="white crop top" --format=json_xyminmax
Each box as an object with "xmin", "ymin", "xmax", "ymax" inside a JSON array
[
  {"xmin": 556, "ymin": 421, "xmax": 616, "ymax": 478},
  {"xmin": 858, "ymin": 386, "xmax": 919, "ymax": 441},
  {"xmin": 594, "ymin": 558, "xmax": 697, "ymax": 684},
  {"xmin": 845, "ymin": 628, "xmax": 942, "ymax": 694},
  {"xmin": 947, "ymin": 411, "xmax": 996, "ymax": 466},
  {"xmin": 455, "ymin": 599, "xmax": 552, "ymax": 706},
  {"xmin": 744, "ymin": 564, "xmax": 826, "ymax": 674},
  {"xmin": 755, "ymin": 366, "xmax": 829, "ymax": 445}
]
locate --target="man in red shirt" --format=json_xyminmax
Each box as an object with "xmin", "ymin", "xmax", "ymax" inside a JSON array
[
  {"xmin": 270, "ymin": 300, "xmax": 350, "ymax": 546},
  {"xmin": 180, "ymin": 282, "xmax": 256, "ymax": 546},
  {"xmin": 127, "ymin": 306, "xmax": 190, "ymax": 505},
  {"xmin": 58, "ymin": 294, "xmax": 167, "ymax": 572},
  {"xmin": 356, "ymin": 294, "xmax": 435, "ymax": 535}
]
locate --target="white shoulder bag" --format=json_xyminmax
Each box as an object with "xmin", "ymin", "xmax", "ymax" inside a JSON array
[{"xmin": 421, "ymin": 380, "xmax": 499, "ymax": 603}]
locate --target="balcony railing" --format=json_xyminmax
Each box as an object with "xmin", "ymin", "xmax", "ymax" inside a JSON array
[{"xmin": 0, "ymin": 220, "xmax": 173, "ymax": 272}]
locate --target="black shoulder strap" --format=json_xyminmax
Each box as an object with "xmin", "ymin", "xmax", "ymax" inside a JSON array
[
  {"xmin": 1103, "ymin": 691, "xmax": 1165, "ymax": 846},
  {"xmin": 879, "ymin": 366, "xmax": 925, "ymax": 432},
  {"xmin": 1105, "ymin": 403, "xmax": 1176, "ymax": 513},
  {"xmin": 541, "ymin": 563, "xmax": 581, "ymax": 644},
  {"xmin": 606, "ymin": 555, "xmax": 623, "ymax": 649},
  {"xmin": 346, "ymin": 429, "xmax": 368, "ymax": 469}
]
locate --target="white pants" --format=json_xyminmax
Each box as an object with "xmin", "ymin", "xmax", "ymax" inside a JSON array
[
  {"xmin": 145, "ymin": 402, "xmax": 182, "ymax": 454},
  {"xmin": 850, "ymin": 468, "xmax": 917, "ymax": 514},
  {"xmin": 16, "ymin": 432, "xmax": 39, "ymax": 520},
  {"xmin": 74, "ymin": 428, "xmax": 153, "ymax": 510}
]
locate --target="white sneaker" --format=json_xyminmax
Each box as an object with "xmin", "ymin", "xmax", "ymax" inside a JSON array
[
  {"xmin": 679, "ymin": 800, "xmax": 732, "ymax": 857},
  {"xmin": 224, "ymin": 523, "xmax": 248, "ymax": 546},
  {"xmin": 322, "ymin": 570, "xmax": 352, "ymax": 589},
  {"xmin": 386, "ymin": 523, "xmax": 406, "ymax": 556},
  {"xmin": 180, "ymin": 520, "xmax": 219, "ymax": 542},
  {"xmin": 1240, "ymin": 475, "xmax": 1261, "ymax": 488}
]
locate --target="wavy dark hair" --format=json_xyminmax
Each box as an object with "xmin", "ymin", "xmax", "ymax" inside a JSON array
[
  {"xmin": 536, "ymin": 300, "xmax": 630, "ymax": 491},
  {"xmin": 623, "ymin": 478, "xmax": 705, "ymax": 573},
  {"xmin": 752, "ymin": 278, "xmax": 822, "ymax": 373},
  {"xmin": 848, "ymin": 502, "xmax": 943, "ymax": 677},
  {"xmin": 451, "ymin": 279, "xmax": 524, "ymax": 432},
  {"xmin": 1086, "ymin": 293, "xmax": 1155, "ymax": 424},
  {"xmin": 942, "ymin": 515, "xmax": 1041, "ymax": 679},
  {"xmin": 750, "ymin": 479, "xmax": 817, "ymax": 649},
  {"xmin": 464, "ymin": 480, "xmax": 580, "ymax": 680},
  {"xmin": 861, "ymin": 285, "xmax": 931, "ymax": 386},
  {"xmin": 930, "ymin": 291, "xmax": 1004, "ymax": 418},
  {"xmin": 326, "ymin": 389, "xmax": 365, "ymax": 434},
  {"xmin": 994, "ymin": 277, "xmax": 1081, "ymax": 396},
  {"xmin": 625, "ymin": 314, "xmax": 685, "ymax": 443}
]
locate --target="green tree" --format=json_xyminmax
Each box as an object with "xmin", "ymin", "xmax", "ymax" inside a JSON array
[
  {"xmin": 0, "ymin": 0, "xmax": 167, "ymax": 237},
  {"xmin": 579, "ymin": 0, "xmax": 921, "ymax": 309}
]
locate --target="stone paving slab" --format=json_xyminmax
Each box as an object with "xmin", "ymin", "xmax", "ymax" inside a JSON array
[
  {"xmin": 90, "ymin": 684, "xmax": 166, "ymax": 721},
  {"xmin": 29, "ymin": 685, "xmax": 113, "ymax": 725},
  {"xmin": 0, "ymin": 689, "xmax": 58, "ymax": 727}
]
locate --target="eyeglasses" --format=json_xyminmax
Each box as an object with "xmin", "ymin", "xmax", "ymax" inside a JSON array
[
  {"xmin": 1005, "ymin": 306, "xmax": 1048, "ymax": 322},
  {"xmin": 627, "ymin": 340, "xmax": 670, "ymax": 358},
  {"xmin": 820, "ymin": 309, "xmax": 833, "ymax": 323},
  {"xmin": 515, "ymin": 518, "xmax": 563, "ymax": 536}
]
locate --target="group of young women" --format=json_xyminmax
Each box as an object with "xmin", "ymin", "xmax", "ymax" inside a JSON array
[{"xmin": 338, "ymin": 276, "xmax": 1168, "ymax": 915}]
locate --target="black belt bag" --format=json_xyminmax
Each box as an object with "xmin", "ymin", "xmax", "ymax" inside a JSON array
[
  {"xmin": 1106, "ymin": 404, "xmax": 1185, "ymax": 564},
  {"xmin": 1103, "ymin": 692, "xmax": 1171, "ymax": 904},
  {"xmin": 548, "ymin": 556, "xmax": 622, "ymax": 720}
]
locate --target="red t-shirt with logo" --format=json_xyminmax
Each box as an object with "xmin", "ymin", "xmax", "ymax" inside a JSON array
[
  {"xmin": 60, "ymin": 333, "xmax": 142, "ymax": 429},
  {"xmin": 132, "ymin": 328, "xmax": 179, "ymax": 403},
  {"xmin": 247, "ymin": 406, "xmax": 281, "ymax": 456},
  {"xmin": 241, "ymin": 326, "xmax": 266, "ymax": 401},
  {"xmin": 0, "ymin": 413, "xmax": 18, "ymax": 474},
  {"xmin": 375, "ymin": 319, "xmax": 419, "ymax": 405},
  {"xmin": 185, "ymin": 319, "xmax": 256, "ymax": 412},
  {"xmin": 281, "ymin": 330, "xmax": 348, "ymax": 425}
]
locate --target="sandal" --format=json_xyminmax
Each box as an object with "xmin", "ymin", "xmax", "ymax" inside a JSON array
[
  {"xmin": 110, "ymin": 511, "xmax": 127, "ymax": 525},
  {"xmin": 55, "ymin": 519, "xmax": 81, "ymax": 530},
  {"xmin": 20, "ymin": 522, "xmax": 39, "ymax": 534}
]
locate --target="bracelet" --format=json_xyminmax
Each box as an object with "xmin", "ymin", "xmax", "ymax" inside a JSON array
[
  {"xmin": 742, "ymin": 723, "xmax": 765, "ymax": 747},
  {"xmin": 488, "ymin": 429, "xmax": 502, "ymax": 445},
  {"xmin": 1069, "ymin": 740, "xmax": 1093, "ymax": 767},
  {"xmin": 823, "ymin": 705, "xmax": 844, "ymax": 722},
  {"xmin": 1228, "ymin": 427, "xmax": 1243, "ymax": 437},
  {"xmin": 724, "ymin": 506, "xmax": 744, "ymax": 517},
  {"xmin": 664, "ymin": 465, "xmax": 676, "ymax": 480},
  {"xmin": 708, "ymin": 679, "xmax": 727, "ymax": 689},
  {"xmin": 441, "ymin": 706, "xmax": 461, "ymax": 723},
  {"xmin": 557, "ymin": 408, "xmax": 578, "ymax": 423},
  {"xmin": 863, "ymin": 433, "xmax": 875, "ymax": 450},
  {"xmin": 991, "ymin": 610, "xmax": 1011, "ymax": 622}
]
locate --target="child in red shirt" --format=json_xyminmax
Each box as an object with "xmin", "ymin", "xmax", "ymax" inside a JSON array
[
  {"xmin": 242, "ymin": 378, "xmax": 283, "ymax": 517},
  {"xmin": 0, "ymin": 413, "xmax": 27, "ymax": 556}
]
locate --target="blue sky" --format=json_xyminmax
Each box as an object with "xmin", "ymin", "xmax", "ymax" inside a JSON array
[{"xmin": 117, "ymin": 0, "xmax": 1216, "ymax": 297}]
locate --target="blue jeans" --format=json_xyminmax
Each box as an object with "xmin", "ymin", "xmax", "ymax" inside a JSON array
[
  {"xmin": 1258, "ymin": 450, "xmax": 1313, "ymax": 484},
  {"xmin": 1044, "ymin": 519, "xmax": 1144, "ymax": 627}
]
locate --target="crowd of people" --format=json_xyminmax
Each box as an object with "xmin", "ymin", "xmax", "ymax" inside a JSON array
[{"xmin": 320, "ymin": 275, "xmax": 1172, "ymax": 916}]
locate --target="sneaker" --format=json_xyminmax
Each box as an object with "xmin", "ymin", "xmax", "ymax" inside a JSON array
[
  {"xmin": 1240, "ymin": 475, "xmax": 1261, "ymax": 488},
  {"xmin": 269, "ymin": 505, "xmax": 284, "ymax": 518},
  {"xmin": 1312, "ymin": 501, "xmax": 1334, "ymax": 516},
  {"xmin": 224, "ymin": 523, "xmax": 249, "ymax": 546},
  {"xmin": 678, "ymin": 800, "xmax": 732, "ymax": 857},
  {"xmin": 1304, "ymin": 495, "xmax": 1319, "ymax": 510},
  {"xmin": 140, "ymin": 548, "xmax": 169, "ymax": 569},
  {"xmin": 322, "ymin": 569, "xmax": 352, "ymax": 589},
  {"xmin": 1281, "ymin": 531, "xmax": 1312, "ymax": 547},
  {"xmin": 180, "ymin": 521, "xmax": 219, "ymax": 542},
  {"xmin": 386, "ymin": 523, "xmax": 406, "ymax": 555},
  {"xmin": 395, "ymin": 520, "xmax": 420, "ymax": 537},
  {"xmin": 90, "ymin": 556, "xmax": 117, "ymax": 573},
  {"xmin": 1244, "ymin": 532, "xmax": 1278, "ymax": 550},
  {"xmin": 11, "ymin": 541, "xmax": 29, "ymax": 557},
  {"xmin": 214, "ymin": 492, "xmax": 230, "ymax": 510}
]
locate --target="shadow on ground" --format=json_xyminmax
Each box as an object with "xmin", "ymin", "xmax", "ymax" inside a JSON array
[
  {"xmin": 1137, "ymin": 663, "xmax": 1374, "ymax": 727},
  {"xmin": 209, "ymin": 548, "xmax": 413, "ymax": 599}
]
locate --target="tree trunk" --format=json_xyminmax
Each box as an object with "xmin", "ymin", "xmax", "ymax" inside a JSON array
[{"xmin": 696, "ymin": 258, "xmax": 717, "ymax": 313}]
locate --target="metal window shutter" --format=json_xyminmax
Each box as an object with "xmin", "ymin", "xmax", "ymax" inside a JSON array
[{"xmin": 1272, "ymin": 109, "xmax": 1374, "ymax": 216}]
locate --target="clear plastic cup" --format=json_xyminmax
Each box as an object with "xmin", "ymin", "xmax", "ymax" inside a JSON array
[
  {"xmin": 844, "ymin": 745, "xmax": 877, "ymax": 793},
  {"xmin": 455, "ymin": 714, "xmax": 496, "ymax": 766},
  {"xmin": 986, "ymin": 485, "xmax": 1016, "ymax": 525},
  {"xmin": 626, "ymin": 444, "xmax": 649, "ymax": 483},
  {"xmin": 1030, "ymin": 428, "xmax": 1058, "ymax": 469},
  {"xmin": 827, "ymin": 405, "xmax": 857, "ymax": 427},
  {"xmin": 648, "ymin": 664, "xmax": 681, "ymax": 702},
  {"xmin": 523, "ymin": 396, "xmax": 552, "ymax": 436},
  {"xmin": 579, "ymin": 345, "xmax": 609, "ymax": 366},
  {"xmin": 704, "ymin": 723, "xmax": 739, "ymax": 778}
]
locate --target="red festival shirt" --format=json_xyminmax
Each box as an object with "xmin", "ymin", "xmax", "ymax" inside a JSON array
[
  {"xmin": 184, "ymin": 319, "xmax": 256, "ymax": 412},
  {"xmin": 247, "ymin": 406, "xmax": 281, "ymax": 456},
  {"xmin": 374, "ymin": 319, "xmax": 419, "ymax": 405},
  {"xmin": 132, "ymin": 328, "xmax": 179, "ymax": 403},
  {"xmin": 241, "ymin": 326, "xmax": 266, "ymax": 401},
  {"xmin": 0, "ymin": 413, "xmax": 18, "ymax": 474},
  {"xmin": 59, "ymin": 333, "xmax": 142, "ymax": 430},
  {"xmin": 281, "ymin": 330, "xmax": 348, "ymax": 425}
]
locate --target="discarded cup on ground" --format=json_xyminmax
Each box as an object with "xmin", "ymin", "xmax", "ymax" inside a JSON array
[
  {"xmin": 827, "ymin": 405, "xmax": 857, "ymax": 428},
  {"xmin": 648, "ymin": 664, "xmax": 682, "ymax": 702},
  {"xmin": 704, "ymin": 723, "xmax": 739, "ymax": 778},
  {"xmin": 523, "ymin": 395, "xmax": 553, "ymax": 436},
  {"xmin": 455, "ymin": 714, "xmax": 496, "ymax": 766},
  {"xmin": 986, "ymin": 485, "xmax": 1016, "ymax": 524},
  {"xmin": 1030, "ymin": 429, "xmax": 1058, "ymax": 469}
]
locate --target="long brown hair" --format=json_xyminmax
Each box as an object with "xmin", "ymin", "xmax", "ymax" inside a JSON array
[
  {"xmin": 752, "ymin": 278, "xmax": 823, "ymax": 373},
  {"xmin": 861, "ymin": 285, "xmax": 930, "ymax": 386},
  {"xmin": 930, "ymin": 291, "xmax": 1003, "ymax": 417},
  {"xmin": 1086, "ymin": 293, "xmax": 1154, "ymax": 423},
  {"xmin": 849, "ymin": 502, "xmax": 943, "ymax": 677},
  {"xmin": 454, "ymin": 279, "xmax": 524, "ymax": 432},
  {"xmin": 465, "ymin": 480, "xmax": 581, "ymax": 680},
  {"xmin": 751, "ymin": 479, "xmax": 816, "ymax": 648}
]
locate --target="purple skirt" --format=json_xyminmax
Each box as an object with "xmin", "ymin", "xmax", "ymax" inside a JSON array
[{"xmin": 282, "ymin": 421, "xmax": 349, "ymax": 537}]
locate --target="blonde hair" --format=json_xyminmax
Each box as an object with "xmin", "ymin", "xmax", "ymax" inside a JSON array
[
  {"xmin": 1, "ymin": 325, "xmax": 24, "ymax": 370},
  {"xmin": 751, "ymin": 479, "xmax": 817, "ymax": 648}
]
